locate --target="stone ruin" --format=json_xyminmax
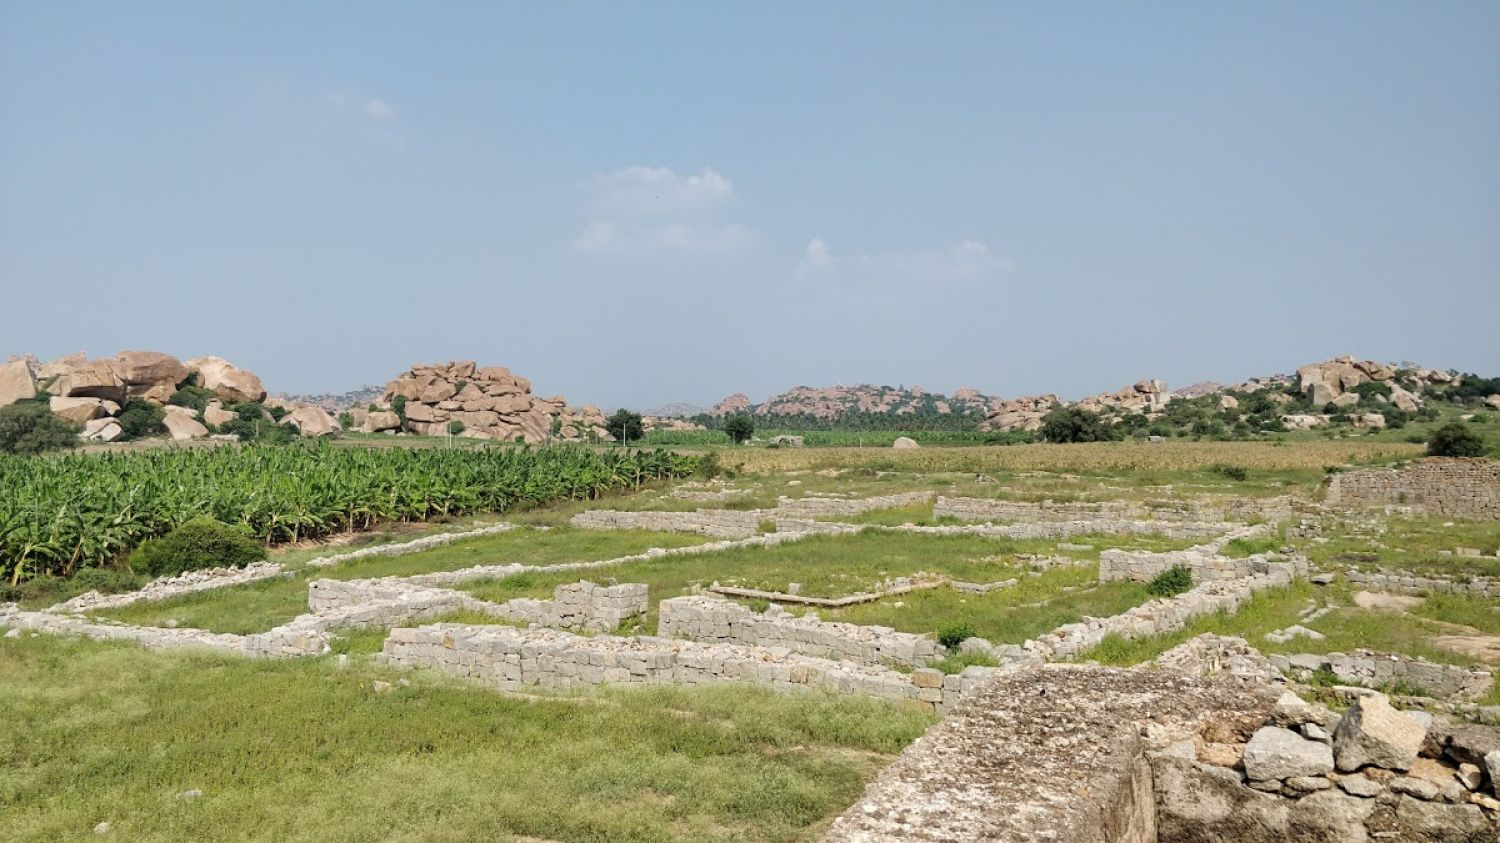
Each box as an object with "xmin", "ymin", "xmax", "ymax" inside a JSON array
[{"xmin": 1326, "ymin": 457, "xmax": 1500, "ymax": 521}]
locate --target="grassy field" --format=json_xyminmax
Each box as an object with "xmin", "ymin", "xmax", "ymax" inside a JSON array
[
  {"xmin": 1298, "ymin": 516, "xmax": 1500, "ymax": 577},
  {"xmin": 0, "ymin": 636, "xmax": 934, "ymax": 843},
  {"xmin": 91, "ymin": 528, "xmax": 706, "ymax": 634}
]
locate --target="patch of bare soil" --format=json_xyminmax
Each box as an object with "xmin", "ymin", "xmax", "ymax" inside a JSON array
[
  {"xmin": 1352, "ymin": 590, "xmax": 1425, "ymax": 611},
  {"xmin": 1433, "ymin": 634, "xmax": 1500, "ymax": 664}
]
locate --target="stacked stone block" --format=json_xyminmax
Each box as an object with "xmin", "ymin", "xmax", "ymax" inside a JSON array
[
  {"xmin": 1327, "ymin": 457, "xmax": 1500, "ymax": 520},
  {"xmin": 1272, "ymin": 650, "xmax": 1494, "ymax": 700}
]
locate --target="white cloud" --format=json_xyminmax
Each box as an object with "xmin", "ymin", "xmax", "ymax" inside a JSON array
[
  {"xmin": 363, "ymin": 99, "xmax": 397, "ymax": 120},
  {"xmin": 572, "ymin": 165, "xmax": 750, "ymax": 258},
  {"xmin": 794, "ymin": 238, "xmax": 1013, "ymax": 284}
]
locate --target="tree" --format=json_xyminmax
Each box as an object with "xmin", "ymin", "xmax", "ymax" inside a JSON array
[
  {"xmin": 0, "ymin": 401, "xmax": 79, "ymax": 455},
  {"xmin": 1039, "ymin": 406, "xmax": 1113, "ymax": 443},
  {"xmin": 1427, "ymin": 422, "xmax": 1486, "ymax": 457},
  {"xmin": 116, "ymin": 399, "xmax": 166, "ymax": 441},
  {"xmin": 606, "ymin": 409, "xmax": 643, "ymax": 444},
  {"xmin": 724, "ymin": 412, "xmax": 755, "ymax": 444}
]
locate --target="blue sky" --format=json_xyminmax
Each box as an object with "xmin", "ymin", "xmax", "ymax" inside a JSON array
[{"xmin": 2, "ymin": 2, "xmax": 1497, "ymax": 409}]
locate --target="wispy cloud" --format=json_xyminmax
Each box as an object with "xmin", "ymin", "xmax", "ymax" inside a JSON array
[
  {"xmin": 324, "ymin": 88, "xmax": 404, "ymax": 145},
  {"xmin": 362, "ymin": 98, "xmax": 397, "ymax": 120},
  {"xmin": 572, "ymin": 165, "xmax": 751, "ymax": 258},
  {"xmin": 795, "ymin": 237, "xmax": 1013, "ymax": 284}
]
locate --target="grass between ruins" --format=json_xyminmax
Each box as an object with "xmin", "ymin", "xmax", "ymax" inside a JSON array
[
  {"xmin": 0, "ymin": 635, "xmax": 935, "ymax": 843},
  {"xmin": 89, "ymin": 527, "xmax": 707, "ymax": 634}
]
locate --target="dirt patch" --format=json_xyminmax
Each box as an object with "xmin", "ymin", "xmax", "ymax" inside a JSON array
[
  {"xmin": 1433, "ymin": 634, "xmax": 1500, "ymax": 664},
  {"xmin": 1352, "ymin": 590, "xmax": 1425, "ymax": 611}
]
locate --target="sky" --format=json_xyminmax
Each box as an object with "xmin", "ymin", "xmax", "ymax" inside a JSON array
[{"xmin": 2, "ymin": 2, "xmax": 1498, "ymax": 410}]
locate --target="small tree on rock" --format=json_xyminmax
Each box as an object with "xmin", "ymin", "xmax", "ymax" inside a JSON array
[
  {"xmin": 606, "ymin": 409, "xmax": 643, "ymax": 444},
  {"xmin": 724, "ymin": 413, "xmax": 755, "ymax": 445}
]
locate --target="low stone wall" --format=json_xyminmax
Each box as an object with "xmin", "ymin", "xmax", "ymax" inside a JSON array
[
  {"xmin": 1098, "ymin": 525, "xmax": 1282, "ymax": 583},
  {"xmin": 1326, "ymin": 457, "xmax": 1500, "ymax": 520},
  {"xmin": 771, "ymin": 491, "xmax": 933, "ymax": 518},
  {"xmin": 303, "ymin": 523, "xmax": 517, "ymax": 568},
  {"xmin": 1345, "ymin": 568, "xmax": 1499, "ymax": 597},
  {"xmin": 381, "ymin": 622, "xmax": 998, "ymax": 711},
  {"xmin": 934, "ymin": 495, "xmax": 1300, "ymax": 526},
  {"xmin": 876, "ymin": 518, "xmax": 1238, "ymax": 541},
  {"xmin": 309, "ymin": 578, "xmax": 647, "ymax": 634},
  {"xmin": 1025, "ymin": 560, "xmax": 1305, "ymax": 661},
  {"xmin": 569, "ymin": 508, "xmax": 764, "ymax": 538},
  {"xmin": 1272, "ymin": 650, "xmax": 1494, "ymax": 700},
  {"xmin": 482, "ymin": 581, "xmax": 647, "ymax": 633},
  {"xmin": 0, "ymin": 606, "xmax": 328, "ymax": 658},
  {"xmin": 48, "ymin": 561, "xmax": 290, "ymax": 613},
  {"xmin": 658, "ymin": 595, "xmax": 944, "ymax": 668}
]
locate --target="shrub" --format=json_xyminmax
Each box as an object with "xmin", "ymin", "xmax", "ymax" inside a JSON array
[
  {"xmin": 1210, "ymin": 463, "xmax": 1248, "ymax": 482},
  {"xmin": 219, "ymin": 403, "xmax": 295, "ymax": 444},
  {"xmin": 127, "ymin": 517, "xmax": 265, "ymax": 578},
  {"xmin": 447, "ymin": 420, "xmax": 465, "ymax": 435},
  {"xmin": 338, "ymin": 411, "xmax": 354, "ymax": 430},
  {"xmin": 1039, "ymin": 406, "xmax": 1114, "ymax": 443},
  {"xmin": 724, "ymin": 413, "xmax": 755, "ymax": 445},
  {"xmin": 936, "ymin": 622, "xmax": 978, "ymax": 650},
  {"xmin": 0, "ymin": 401, "xmax": 80, "ymax": 455},
  {"xmin": 168, "ymin": 384, "xmax": 217, "ymax": 414},
  {"xmin": 606, "ymin": 409, "xmax": 644, "ymax": 443},
  {"xmin": 1146, "ymin": 565, "xmax": 1193, "ymax": 597},
  {"xmin": 1352, "ymin": 381, "xmax": 1392, "ymax": 402},
  {"xmin": 391, "ymin": 395, "xmax": 408, "ymax": 424},
  {"xmin": 1427, "ymin": 422, "xmax": 1486, "ymax": 457},
  {"xmin": 116, "ymin": 398, "xmax": 166, "ymax": 440}
]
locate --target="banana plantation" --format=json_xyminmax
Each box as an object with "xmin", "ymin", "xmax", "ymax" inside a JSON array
[{"xmin": 0, "ymin": 442, "xmax": 701, "ymax": 583}]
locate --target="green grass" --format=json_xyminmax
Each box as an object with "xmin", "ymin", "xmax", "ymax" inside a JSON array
[
  {"xmin": 817, "ymin": 501, "xmax": 942, "ymax": 526},
  {"xmin": 0, "ymin": 635, "xmax": 935, "ymax": 843},
  {"xmin": 825, "ymin": 565, "xmax": 1151, "ymax": 645},
  {"xmin": 1224, "ymin": 536, "xmax": 1281, "ymax": 557},
  {"xmin": 1412, "ymin": 592, "xmax": 1500, "ymax": 635},
  {"xmin": 91, "ymin": 528, "xmax": 707, "ymax": 635},
  {"xmin": 1300, "ymin": 517, "xmax": 1500, "ymax": 577},
  {"xmin": 1082, "ymin": 581, "xmax": 1485, "ymax": 669}
]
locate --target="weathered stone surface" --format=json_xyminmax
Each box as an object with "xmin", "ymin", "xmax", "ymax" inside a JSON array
[
  {"xmin": 1333, "ymin": 693, "xmax": 1425, "ymax": 772},
  {"xmin": 162, "ymin": 406, "xmax": 208, "ymax": 441},
  {"xmin": 1393, "ymin": 795, "xmax": 1493, "ymax": 841},
  {"xmin": 891, "ymin": 436, "xmax": 919, "ymax": 449},
  {"xmin": 203, "ymin": 401, "xmax": 236, "ymax": 428},
  {"xmin": 185, "ymin": 356, "xmax": 267, "ymax": 404},
  {"xmin": 80, "ymin": 417, "xmax": 123, "ymax": 442},
  {"xmin": 48, "ymin": 396, "xmax": 107, "ymax": 424},
  {"xmin": 1244, "ymin": 726, "xmax": 1335, "ymax": 781},
  {"xmin": 53, "ymin": 359, "xmax": 125, "ymax": 402},
  {"xmin": 281, "ymin": 406, "xmax": 339, "ymax": 437},
  {"xmin": 361, "ymin": 410, "xmax": 401, "ymax": 432},
  {"xmin": 1327, "ymin": 458, "xmax": 1500, "ymax": 521},
  {"xmin": 114, "ymin": 351, "xmax": 188, "ymax": 390},
  {"xmin": 0, "ymin": 359, "xmax": 37, "ymax": 406}
]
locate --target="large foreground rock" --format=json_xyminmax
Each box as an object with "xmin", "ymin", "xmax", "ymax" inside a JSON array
[
  {"xmin": 115, "ymin": 351, "xmax": 188, "ymax": 402},
  {"xmin": 281, "ymin": 406, "xmax": 339, "ymax": 437},
  {"xmin": 52, "ymin": 359, "xmax": 126, "ymax": 402},
  {"xmin": 0, "ymin": 359, "xmax": 37, "ymax": 406},
  {"xmin": 186, "ymin": 356, "xmax": 266, "ymax": 404},
  {"xmin": 48, "ymin": 396, "xmax": 109, "ymax": 425},
  {"xmin": 162, "ymin": 406, "xmax": 208, "ymax": 441},
  {"xmin": 1243, "ymin": 726, "xmax": 1334, "ymax": 781},
  {"xmin": 1332, "ymin": 693, "xmax": 1425, "ymax": 772}
]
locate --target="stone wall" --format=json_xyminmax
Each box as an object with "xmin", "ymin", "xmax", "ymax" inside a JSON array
[
  {"xmin": 1098, "ymin": 525, "xmax": 1282, "ymax": 583},
  {"xmin": 1272, "ymin": 650, "xmax": 1494, "ymax": 700},
  {"xmin": 657, "ymin": 595, "xmax": 944, "ymax": 668},
  {"xmin": 1326, "ymin": 457, "xmax": 1500, "ymax": 520},
  {"xmin": 771, "ymin": 491, "xmax": 933, "ymax": 518},
  {"xmin": 1345, "ymin": 568, "xmax": 1500, "ymax": 597},
  {"xmin": 0, "ymin": 606, "xmax": 328, "ymax": 658},
  {"xmin": 380, "ymin": 622, "xmax": 998, "ymax": 712},
  {"xmin": 568, "ymin": 507, "xmax": 855, "ymax": 538},
  {"xmin": 303, "ymin": 523, "xmax": 516, "ymax": 569},
  {"xmin": 934, "ymin": 495, "xmax": 1301, "ymax": 526},
  {"xmin": 48, "ymin": 561, "xmax": 290, "ymax": 613},
  {"xmin": 309, "ymin": 578, "xmax": 647, "ymax": 634}
]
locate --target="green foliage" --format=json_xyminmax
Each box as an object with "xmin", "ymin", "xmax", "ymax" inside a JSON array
[
  {"xmin": 724, "ymin": 412, "xmax": 755, "ymax": 444},
  {"xmin": 390, "ymin": 395, "xmax": 408, "ymax": 424},
  {"xmin": 220, "ymin": 404, "xmax": 295, "ymax": 445},
  {"xmin": 1352, "ymin": 381, "xmax": 1391, "ymax": 402},
  {"xmin": 1211, "ymin": 463, "xmax": 1248, "ymax": 481},
  {"xmin": 928, "ymin": 650, "xmax": 999, "ymax": 674},
  {"xmin": 168, "ymin": 384, "xmax": 217, "ymax": 413},
  {"xmin": 1040, "ymin": 406, "xmax": 1114, "ymax": 443},
  {"xmin": 116, "ymin": 398, "xmax": 166, "ymax": 440},
  {"xmin": 337, "ymin": 411, "xmax": 354, "ymax": 430},
  {"xmin": 0, "ymin": 401, "xmax": 79, "ymax": 455},
  {"xmin": 0, "ymin": 442, "xmax": 701, "ymax": 583},
  {"xmin": 606, "ymin": 409, "xmax": 644, "ymax": 443},
  {"xmin": 447, "ymin": 420, "xmax": 465, "ymax": 435},
  {"xmin": 1146, "ymin": 565, "xmax": 1193, "ymax": 597},
  {"xmin": 0, "ymin": 567, "xmax": 146, "ymax": 607},
  {"xmin": 1427, "ymin": 422, "xmax": 1486, "ymax": 457},
  {"xmin": 266, "ymin": 405, "xmax": 289, "ymax": 422},
  {"xmin": 127, "ymin": 517, "xmax": 265, "ymax": 578},
  {"xmin": 936, "ymin": 621, "xmax": 978, "ymax": 650}
]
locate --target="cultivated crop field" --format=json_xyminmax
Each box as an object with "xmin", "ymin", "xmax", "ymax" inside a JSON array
[{"xmin": 3, "ymin": 440, "xmax": 1498, "ymax": 841}]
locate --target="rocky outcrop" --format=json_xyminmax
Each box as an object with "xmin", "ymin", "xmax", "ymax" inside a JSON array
[
  {"xmin": 978, "ymin": 394, "xmax": 1060, "ymax": 432},
  {"xmin": 280, "ymin": 406, "xmax": 339, "ymax": 437},
  {"xmin": 0, "ymin": 359, "xmax": 37, "ymax": 406},
  {"xmin": 1077, "ymin": 379, "xmax": 1170, "ymax": 415},
  {"xmin": 708, "ymin": 392, "xmax": 751, "ymax": 416},
  {"xmin": 708, "ymin": 384, "xmax": 1000, "ymax": 421},
  {"xmin": 378, "ymin": 361, "xmax": 608, "ymax": 443},
  {"xmin": 185, "ymin": 356, "xmax": 266, "ymax": 404},
  {"xmin": 162, "ymin": 406, "xmax": 208, "ymax": 441}
]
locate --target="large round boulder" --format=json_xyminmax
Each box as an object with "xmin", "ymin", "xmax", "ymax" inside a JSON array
[{"xmin": 185, "ymin": 356, "xmax": 267, "ymax": 404}]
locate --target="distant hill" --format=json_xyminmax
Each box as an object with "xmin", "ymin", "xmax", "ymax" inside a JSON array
[{"xmin": 273, "ymin": 385, "xmax": 385, "ymax": 413}]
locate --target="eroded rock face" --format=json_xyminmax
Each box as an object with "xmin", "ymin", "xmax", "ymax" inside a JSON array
[
  {"xmin": 115, "ymin": 351, "xmax": 188, "ymax": 395},
  {"xmin": 162, "ymin": 406, "xmax": 208, "ymax": 441},
  {"xmin": 53, "ymin": 359, "xmax": 126, "ymax": 402},
  {"xmin": 48, "ymin": 396, "xmax": 107, "ymax": 425},
  {"xmin": 1332, "ymin": 694, "xmax": 1425, "ymax": 772},
  {"xmin": 186, "ymin": 356, "xmax": 267, "ymax": 404},
  {"xmin": 281, "ymin": 406, "xmax": 339, "ymax": 437},
  {"xmin": 0, "ymin": 359, "xmax": 37, "ymax": 406}
]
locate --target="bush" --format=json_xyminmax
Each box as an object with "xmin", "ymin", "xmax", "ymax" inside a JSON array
[
  {"xmin": 606, "ymin": 409, "xmax": 644, "ymax": 443},
  {"xmin": 447, "ymin": 420, "xmax": 465, "ymax": 435},
  {"xmin": 1146, "ymin": 565, "xmax": 1194, "ymax": 597},
  {"xmin": 1210, "ymin": 464, "xmax": 1248, "ymax": 482},
  {"xmin": 1426, "ymin": 422, "xmax": 1486, "ymax": 457},
  {"xmin": 219, "ymin": 403, "xmax": 294, "ymax": 444},
  {"xmin": 338, "ymin": 411, "xmax": 354, "ymax": 430},
  {"xmin": 1039, "ymin": 406, "xmax": 1114, "ymax": 443},
  {"xmin": 127, "ymin": 517, "xmax": 265, "ymax": 578},
  {"xmin": 116, "ymin": 398, "xmax": 166, "ymax": 440},
  {"xmin": 0, "ymin": 401, "xmax": 80, "ymax": 455},
  {"xmin": 936, "ymin": 622, "xmax": 978, "ymax": 650},
  {"xmin": 168, "ymin": 384, "xmax": 217, "ymax": 414},
  {"xmin": 724, "ymin": 413, "xmax": 755, "ymax": 445}
]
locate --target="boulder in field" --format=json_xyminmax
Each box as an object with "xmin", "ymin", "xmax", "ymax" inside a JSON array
[
  {"xmin": 361, "ymin": 410, "xmax": 401, "ymax": 433},
  {"xmin": 892, "ymin": 436, "xmax": 919, "ymax": 449},
  {"xmin": 281, "ymin": 406, "xmax": 340, "ymax": 437},
  {"xmin": 162, "ymin": 406, "xmax": 208, "ymax": 441},
  {"xmin": 48, "ymin": 396, "xmax": 108, "ymax": 424},
  {"xmin": 0, "ymin": 359, "xmax": 37, "ymax": 407},
  {"xmin": 203, "ymin": 401, "xmax": 237, "ymax": 428},
  {"xmin": 185, "ymin": 356, "xmax": 267, "ymax": 404},
  {"xmin": 80, "ymin": 417, "xmax": 123, "ymax": 442}
]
